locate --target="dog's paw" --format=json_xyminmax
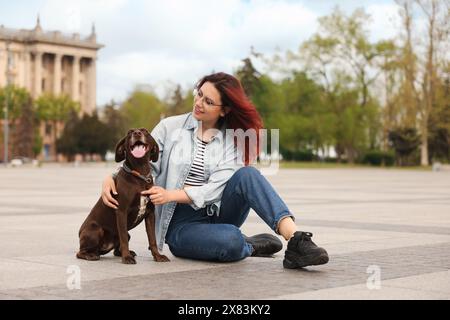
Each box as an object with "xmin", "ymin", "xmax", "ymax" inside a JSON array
[
  {"xmin": 154, "ymin": 254, "xmax": 170, "ymax": 262},
  {"xmin": 114, "ymin": 249, "xmax": 137, "ymax": 257},
  {"xmin": 122, "ymin": 255, "xmax": 136, "ymax": 264},
  {"xmin": 77, "ymin": 252, "xmax": 100, "ymax": 261}
]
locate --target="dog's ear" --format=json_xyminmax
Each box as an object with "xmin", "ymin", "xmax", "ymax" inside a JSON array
[
  {"xmin": 115, "ymin": 135, "xmax": 127, "ymax": 162},
  {"xmin": 149, "ymin": 136, "xmax": 159, "ymax": 163}
]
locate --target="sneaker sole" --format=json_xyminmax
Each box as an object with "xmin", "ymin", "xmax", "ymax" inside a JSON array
[{"xmin": 283, "ymin": 250, "xmax": 329, "ymax": 269}]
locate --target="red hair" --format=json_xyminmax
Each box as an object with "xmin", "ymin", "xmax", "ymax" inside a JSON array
[{"xmin": 196, "ymin": 72, "xmax": 264, "ymax": 166}]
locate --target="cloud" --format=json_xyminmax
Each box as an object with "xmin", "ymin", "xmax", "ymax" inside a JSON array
[
  {"xmin": 1, "ymin": 0, "xmax": 406, "ymax": 106},
  {"xmin": 95, "ymin": 0, "xmax": 319, "ymax": 105},
  {"xmin": 365, "ymin": 3, "xmax": 401, "ymax": 42},
  {"xmin": 39, "ymin": 0, "xmax": 127, "ymax": 34}
]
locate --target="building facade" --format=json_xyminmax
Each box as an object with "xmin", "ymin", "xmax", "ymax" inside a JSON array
[{"xmin": 0, "ymin": 17, "xmax": 103, "ymax": 161}]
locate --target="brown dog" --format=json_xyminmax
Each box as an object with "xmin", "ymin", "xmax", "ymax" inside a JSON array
[{"xmin": 76, "ymin": 128, "xmax": 169, "ymax": 264}]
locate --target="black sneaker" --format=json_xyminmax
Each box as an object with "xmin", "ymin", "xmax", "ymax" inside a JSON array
[
  {"xmin": 283, "ymin": 231, "xmax": 329, "ymax": 268},
  {"xmin": 244, "ymin": 233, "xmax": 283, "ymax": 257}
]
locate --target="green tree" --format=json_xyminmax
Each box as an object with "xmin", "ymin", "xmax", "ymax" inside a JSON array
[
  {"xmin": 166, "ymin": 85, "xmax": 193, "ymax": 117},
  {"xmin": 56, "ymin": 110, "xmax": 80, "ymax": 160},
  {"xmin": 236, "ymin": 57, "xmax": 262, "ymax": 98},
  {"xmin": 35, "ymin": 93, "xmax": 80, "ymax": 157},
  {"xmin": 0, "ymin": 86, "xmax": 35, "ymax": 158},
  {"xmin": 101, "ymin": 101, "xmax": 128, "ymax": 151},
  {"xmin": 415, "ymin": 0, "xmax": 449, "ymax": 165},
  {"xmin": 296, "ymin": 7, "xmax": 393, "ymax": 162},
  {"xmin": 120, "ymin": 88, "xmax": 165, "ymax": 130},
  {"xmin": 13, "ymin": 94, "xmax": 36, "ymax": 158},
  {"xmin": 77, "ymin": 112, "xmax": 110, "ymax": 157},
  {"xmin": 57, "ymin": 111, "xmax": 110, "ymax": 160},
  {"xmin": 388, "ymin": 128, "xmax": 420, "ymax": 166}
]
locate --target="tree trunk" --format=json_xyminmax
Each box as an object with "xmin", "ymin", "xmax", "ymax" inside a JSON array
[{"xmin": 421, "ymin": 131, "xmax": 429, "ymax": 166}]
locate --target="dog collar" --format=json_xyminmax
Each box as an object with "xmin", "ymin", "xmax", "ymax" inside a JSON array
[{"xmin": 122, "ymin": 163, "xmax": 153, "ymax": 184}]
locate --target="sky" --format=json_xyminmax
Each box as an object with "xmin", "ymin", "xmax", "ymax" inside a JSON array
[{"xmin": 0, "ymin": 0, "xmax": 403, "ymax": 106}]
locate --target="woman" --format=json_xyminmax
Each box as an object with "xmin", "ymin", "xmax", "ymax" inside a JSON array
[{"xmin": 102, "ymin": 72, "xmax": 329, "ymax": 269}]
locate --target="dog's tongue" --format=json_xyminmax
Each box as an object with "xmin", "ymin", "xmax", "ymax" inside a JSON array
[{"xmin": 131, "ymin": 145, "xmax": 146, "ymax": 158}]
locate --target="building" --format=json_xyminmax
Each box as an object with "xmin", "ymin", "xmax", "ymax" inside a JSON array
[{"xmin": 0, "ymin": 17, "xmax": 103, "ymax": 161}]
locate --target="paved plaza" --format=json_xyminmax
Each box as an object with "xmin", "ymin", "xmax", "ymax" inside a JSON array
[{"xmin": 0, "ymin": 163, "xmax": 449, "ymax": 300}]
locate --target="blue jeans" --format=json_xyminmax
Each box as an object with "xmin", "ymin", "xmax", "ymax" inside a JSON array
[{"xmin": 165, "ymin": 166, "xmax": 294, "ymax": 262}]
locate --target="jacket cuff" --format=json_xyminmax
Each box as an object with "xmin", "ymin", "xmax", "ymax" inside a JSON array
[{"xmin": 184, "ymin": 187, "xmax": 205, "ymax": 210}]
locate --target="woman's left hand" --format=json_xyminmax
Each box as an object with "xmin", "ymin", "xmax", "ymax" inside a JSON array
[{"xmin": 142, "ymin": 186, "xmax": 172, "ymax": 205}]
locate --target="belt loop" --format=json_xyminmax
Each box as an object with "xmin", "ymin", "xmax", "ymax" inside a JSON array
[{"xmin": 206, "ymin": 204, "xmax": 214, "ymax": 217}]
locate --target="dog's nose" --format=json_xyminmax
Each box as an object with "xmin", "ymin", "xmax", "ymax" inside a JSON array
[{"xmin": 133, "ymin": 131, "xmax": 142, "ymax": 136}]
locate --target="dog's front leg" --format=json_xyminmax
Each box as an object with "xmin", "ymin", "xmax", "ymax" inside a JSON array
[
  {"xmin": 145, "ymin": 211, "xmax": 169, "ymax": 262},
  {"xmin": 116, "ymin": 209, "xmax": 136, "ymax": 264}
]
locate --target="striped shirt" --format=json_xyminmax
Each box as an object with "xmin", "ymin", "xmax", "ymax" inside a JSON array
[{"xmin": 184, "ymin": 137, "xmax": 208, "ymax": 186}]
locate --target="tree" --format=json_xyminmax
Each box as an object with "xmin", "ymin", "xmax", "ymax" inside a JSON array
[
  {"xmin": 297, "ymin": 7, "xmax": 393, "ymax": 162},
  {"xmin": 56, "ymin": 110, "xmax": 80, "ymax": 160},
  {"xmin": 35, "ymin": 93, "xmax": 80, "ymax": 158},
  {"xmin": 415, "ymin": 0, "xmax": 450, "ymax": 165},
  {"xmin": 56, "ymin": 111, "xmax": 110, "ymax": 160},
  {"xmin": 388, "ymin": 128, "xmax": 420, "ymax": 166},
  {"xmin": 77, "ymin": 112, "xmax": 110, "ymax": 157},
  {"xmin": 13, "ymin": 94, "xmax": 36, "ymax": 158},
  {"xmin": 166, "ymin": 85, "xmax": 193, "ymax": 117},
  {"xmin": 120, "ymin": 88, "xmax": 165, "ymax": 130},
  {"xmin": 396, "ymin": 0, "xmax": 421, "ymax": 129},
  {"xmin": 0, "ymin": 86, "xmax": 35, "ymax": 158},
  {"xmin": 235, "ymin": 57, "xmax": 262, "ymax": 98},
  {"xmin": 101, "ymin": 101, "xmax": 128, "ymax": 151},
  {"xmin": 312, "ymin": 7, "xmax": 392, "ymax": 109}
]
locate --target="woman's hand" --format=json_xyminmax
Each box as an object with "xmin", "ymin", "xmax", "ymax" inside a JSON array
[
  {"xmin": 101, "ymin": 175, "xmax": 119, "ymax": 209},
  {"xmin": 142, "ymin": 186, "xmax": 172, "ymax": 205}
]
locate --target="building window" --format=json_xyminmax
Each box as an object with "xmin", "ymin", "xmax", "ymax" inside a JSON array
[
  {"xmin": 42, "ymin": 78, "xmax": 46, "ymax": 91},
  {"xmin": 7, "ymin": 52, "xmax": 14, "ymax": 69},
  {"xmin": 79, "ymin": 81, "xmax": 82, "ymax": 95},
  {"xmin": 61, "ymin": 79, "xmax": 65, "ymax": 92},
  {"xmin": 45, "ymin": 123, "xmax": 52, "ymax": 136}
]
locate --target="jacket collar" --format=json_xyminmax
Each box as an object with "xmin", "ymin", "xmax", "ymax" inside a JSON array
[
  {"xmin": 183, "ymin": 112, "xmax": 227, "ymax": 143},
  {"xmin": 184, "ymin": 112, "xmax": 197, "ymax": 130}
]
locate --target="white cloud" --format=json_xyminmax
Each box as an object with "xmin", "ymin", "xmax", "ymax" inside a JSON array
[
  {"xmin": 93, "ymin": 0, "xmax": 319, "ymax": 105},
  {"xmin": 234, "ymin": 1, "xmax": 317, "ymax": 52},
  {"xmin": 366, "ymin": 3, "xmax": 401, "ymax": 42},
  {"xmin": 40, "ymin": 0, "xmax": 127, "ymax": 34}
]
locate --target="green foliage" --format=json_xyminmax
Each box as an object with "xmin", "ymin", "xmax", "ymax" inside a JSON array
[
  {"xmin": 120, "ymin": 88, "xmax": 165, "ymax": 130},
  {"xmin": 361, "ymin": 150, "xmax": 395, "ymax": 166},
  {"xmin": 13, "ymin": 94, "xmax": 36, "ymax": 158},
  {"xmin": 280, "ymin": 148, "xmax": 317, "ymax": 161},
  {"xmin": 35, "ymin": 93, "xmax": 80, "ymax": 122},
  {"xmin": 0, "ymin": 86, "xmax": 36, "ymax": 158},
  {"xmin": 0, "ymin": 85, "xmax": 32, "ymax": 120},
  {"xmin": 388, "ymin": 128, "xmax": 420, "ymax": 166},
  {"xmin": 236, "ymin": 57, "xmax": 262, "ymax": 98},
  {"xmin": 166, "ymin": 85, "xmax": 194, "ymax": 117},
  {"xmin": 56, "ymin": 111, "xmax": 110, "ymax": 159},
  {"xmin": 101, "ymin": 102, "xmax": 128, "ymax": 151}
]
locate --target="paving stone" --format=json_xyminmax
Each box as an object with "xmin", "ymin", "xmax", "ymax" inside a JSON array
[{"xmin": 1, "ymin": 164, "xmax": 449, "ymax": 299}]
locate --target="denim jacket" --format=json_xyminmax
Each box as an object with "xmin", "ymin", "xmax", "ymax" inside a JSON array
[{"xmin": 149, "ymin": 112, "xmax": 244, "ymax": 250}]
